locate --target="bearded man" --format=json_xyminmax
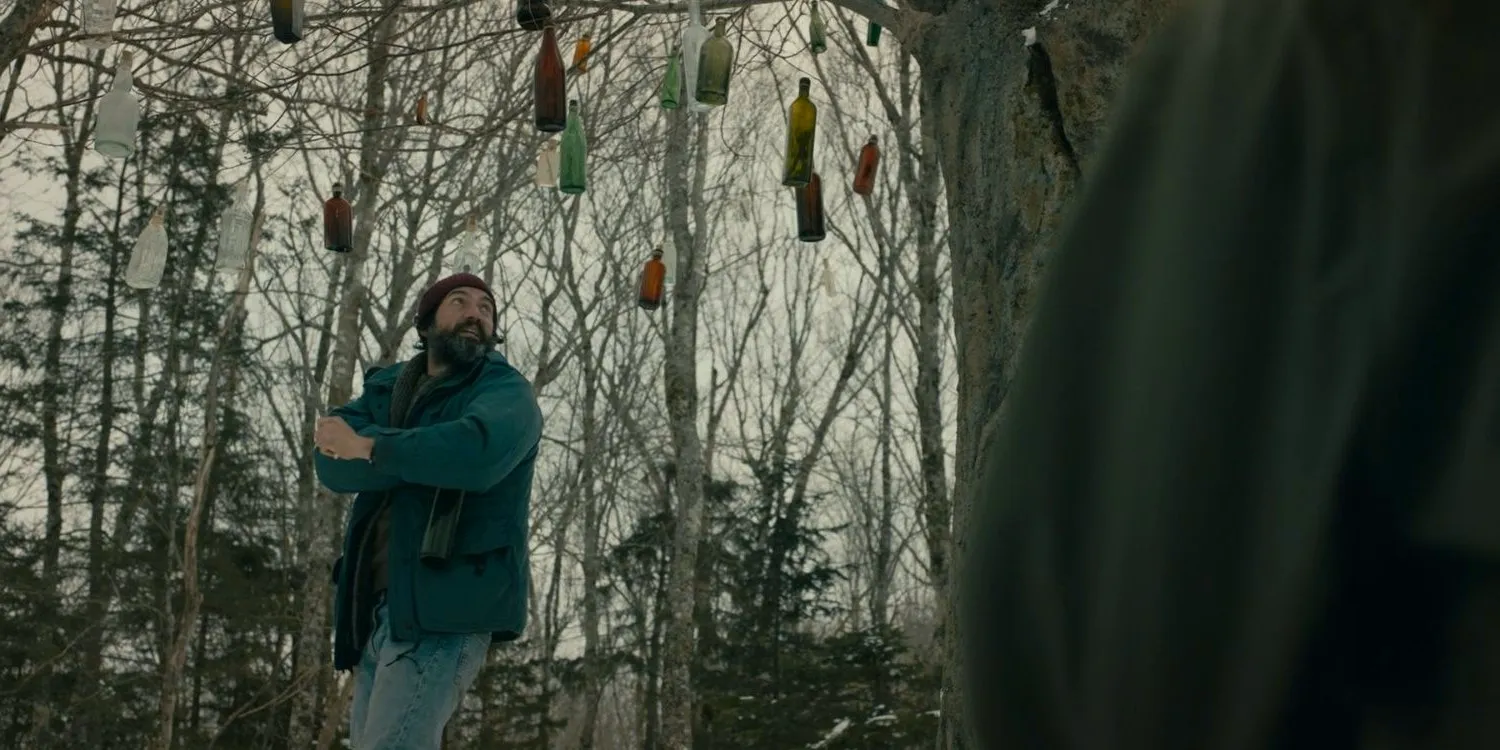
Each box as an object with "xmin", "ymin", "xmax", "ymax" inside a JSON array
[{"xmin": 313, "ymin": 273, "xmax": 543, "ymax": 749}]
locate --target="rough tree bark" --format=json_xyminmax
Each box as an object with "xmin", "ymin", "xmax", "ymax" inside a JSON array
[{"xmin": 904, "ymin": 2, "xmax": 1182, "ymax": 745}]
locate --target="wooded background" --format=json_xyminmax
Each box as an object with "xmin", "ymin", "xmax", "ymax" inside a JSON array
[{"xmin": 0, "ymin": 0, "xmax": 1177, "ymax": 747}]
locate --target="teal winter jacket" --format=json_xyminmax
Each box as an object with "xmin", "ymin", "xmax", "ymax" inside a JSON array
[{"xmin": 316, "ymin": 351, "xmax": 543, "ymax": 671}]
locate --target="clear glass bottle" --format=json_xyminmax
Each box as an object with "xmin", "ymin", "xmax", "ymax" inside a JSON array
[
  {"xmin": 853, "ymin": 135, "xmax": 880, "ymax": 195},
  {"xmin": 695, "ymin": 17, "xmax": 733, "ymax": 107},
  {"xmin": 559, "ymin": 100, "xmax": 587, "ymax": 195},
  {"xmin": 270, "ymin": 0, "xmax": 304, "ymax": 44},
  {"xmin": 216, "ymin": 179, "xmax": 254, "ymax": 272},
  {"xmin": 781, "ymin": 77, "xmax": 817, "ymax": 187},
  {"xmin": 454, "ymin": 215, "xmax": 482, "ymax": 274},
  {"xmin": 679, "ymin": 18, "xmax": 713, "ymax": 113},
  {"xmin": 80, "ymin": 0, "xmax": 118, "ymax": 50},
  {"xmin": 638, "ymin": 248, "xmax": 667, "ymax": 311},
  {"xmin": 535, "ymin": 140, "xmax": 560, "ymax": 188},
  {"xmin": 324, "ymin": 183, "xmax": 353, "ymax": 253},
  {"xmin": 808, "ymin": 0, "xmax": 827, "ymax": 55},
  {"xmin": 534, "ymin": 25, "xmax": 567, "ymax": 132},
  {"xmin": 94, "ymin": 51, "xmax": 140, "ymax": 159},
  {"xmin": 125, "ymin": 208, "xmax": 168, "ymax": 290}
]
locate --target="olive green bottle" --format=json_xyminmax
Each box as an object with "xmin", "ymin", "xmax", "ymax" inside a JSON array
[
  {"xmin": 695, "ymin": 17, "xmax": 734, "ymax": 107},
  {"xmin": 781, "ymin": 77, "xmax": 817, "ymax": 187}
]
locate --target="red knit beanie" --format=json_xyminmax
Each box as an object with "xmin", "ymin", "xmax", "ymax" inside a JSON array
[{"xmin": 414, "ymin": 273, "xmax": 497, "ymax": 330}]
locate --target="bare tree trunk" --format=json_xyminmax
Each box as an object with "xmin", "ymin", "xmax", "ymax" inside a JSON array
[
  {"xmin": 658, "ymin": 109, "xmax": 711, "ymax": 750},
  {"xmin": 910, "ymin": 3, "xmax": 1179, "ymax": 746},
  {"xmin": 0, "ymin": 0, "xmax": 55, "ymax": 117},
  {"xmin": 288, "ymin": 1, "xmax": 401, "ymax": 744},
  {"xmin": 154, "ymin": 222, "xmax": 261, "ymax": 750}
]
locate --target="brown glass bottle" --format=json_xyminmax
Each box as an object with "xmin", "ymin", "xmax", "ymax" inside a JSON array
[
  {"xmin": 639, "ymin": 248, "xmax": 667, "ymax": 310},
  {"xmin": 414, "ymin": 93, "xmax": 428, "ymax": 125},
  {"xmin": 796, "ymin": 173, "xmax": 825, "ymax": 243},
  {"xmin": 324, "ymin": 183, "xmax": 353, "ymax": 253},
  {"xmin": 853, "ymin": 135, "xmax": 879, "ymax": 195},
  {"xmin": 534, "ymin": 25, "xmax": 567, "ymax": 133},
  {"xmin": 515, "ymin": 0, "xmax": 550, "ymax": 31}
]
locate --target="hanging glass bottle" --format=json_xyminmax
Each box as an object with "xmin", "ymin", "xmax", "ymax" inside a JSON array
[
  {"xmin": 515, "ymin": 0, "xmax": 551, "ymax": 31},
  {"xmin": 535, "ymin": 140, "xmax": 560, "ymax": 188},
  {"xmin": 795, "ymin": 172, "xmax": 826, "ymax": 243},
  {"xmin": 808, "ymin": 0, "xmax": 827, "ymax": 55},
  {"xmin": 534, "ymin": 25, "xmax": 567, "ymax": 132},
  {"xmin": 324, "ymin": 183, "xmax": 354, "ymax": 253},
  {"xmin": 781, "ymin": 77, "xmax": 817, "ymax": 187},
  {"xmin": 94, "ymin": 51, "xmax": 140, "ymax": 159},
  {"xmin": 270, "ymin": 0, "xmax": 304, "ymax": 44},
  {"xmin": 680, "ymin": 14, "xmax": 713, "ymax": 113},
  {"xmin": 216, "ymin": 179, "xmax": 254, "ymax": 272},
  {"xmin": 821, "ymin": 256, "xmax": 837, "ymax": 295},
  {"xmin": 663, "ymin": 241, "xmax": 677, "ymax": 286},
  {"xmin": 125, "ymin": 208, "xmax": 168, "ymax": 290},
  {"xmin": 695, "ymin": 17, "xmax": 733, "ymax": 107},
  {"xmin": 638, "ymin": 248, "xmax": 667, "ymax": 311},
  {"xmin": 853, "ymin": 135, "xmax": 880, "ymax": 195},
  {"xmin": 414, "ymin": 93, "xmax": 429, "ymax": 125},
  {"xmin": 559, "ymin": 100, "xmax": 587, "ymax": 195},
  {"xmin": 80, "ymin": 0, "xmax": 118, "ymax": 50},
  {"xmin": 866, "ymin": 21, "xmax": 882, "ymax": 46},
  {"xmin": 573, "ymin": 34, "xmax": 592, "ymax": 72},
  {"xmin": 454, "ymin": 215, "xmax": 482, "ymax": 274},
  {"xmin": 660, "ymin": 47, "xmax": 682, "ymax": 110}
]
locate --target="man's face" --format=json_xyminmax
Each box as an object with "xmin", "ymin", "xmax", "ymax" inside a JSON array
[{"xmin": 427, "ymin": 287, "xmax": 496, "ymax": 366}]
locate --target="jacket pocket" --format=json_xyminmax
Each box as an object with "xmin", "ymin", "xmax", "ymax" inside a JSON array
[{"xmin": 412, "ymin": 518, "xmax": 520, "ymax": 633}]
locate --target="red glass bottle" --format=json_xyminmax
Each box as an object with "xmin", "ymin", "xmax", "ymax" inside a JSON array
[
  {"xmin": 324, "ymin": 183, "xmax": 353, "ymax": 253},
  {"xmin": 534, "ymin": 25, "xmax": 567, "ymax": 133},
  {"xmin": 639, "ymin": 248, "xmax": 667, "ymax": 310},
  {"xmin": 795, "ymin": 173, "xmax": 825, "ymax": 243},
  {"xmin": 853, "ymin": 135, "xmax": 879, "ymax": 195}
]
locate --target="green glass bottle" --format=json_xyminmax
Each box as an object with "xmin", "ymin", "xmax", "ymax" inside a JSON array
[
  {"xmin": 808, "ymin": 0, "xmax": 827, "ymax": 55},
  {"xmin": 559, "ymin": 99, "xmax": 587, "ymax": 195},
  {"xmin": 695, "ymin": 17, "xmax": 733, "ymax": 107},
  {"xmin": 781, "ymin": 77, "xmax": 817, "ymax": 187},
  {"xmin": 866, "ymin": 21, "xmax": 881, "ymax": 47},
  {"xmin": 660, "ymin": 46, "xmax": 682, "ymax": 110}
]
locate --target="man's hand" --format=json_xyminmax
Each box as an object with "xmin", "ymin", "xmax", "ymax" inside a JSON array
[{"xmin": 315, "ymin": 416, "xmax": 374, "ymax": 461}]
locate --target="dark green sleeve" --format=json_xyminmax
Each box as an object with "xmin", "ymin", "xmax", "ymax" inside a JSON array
[
  {"xmin": 313, "ymin": 393, "xmax": 405, "ymax": 494},
  {"xmin": 364, "ymin": 370, "xmax": 543, "ymax": 493}
]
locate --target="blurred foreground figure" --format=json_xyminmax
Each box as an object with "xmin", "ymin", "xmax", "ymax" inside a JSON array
[{"xmin": 963, "ymin": 0, "xmax": 1500, "ymax": 748}]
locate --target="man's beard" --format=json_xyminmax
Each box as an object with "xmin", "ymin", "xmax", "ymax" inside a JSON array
[{"xmin": 428, "ymin": 322, "xmax": 491, "ymax": 368}]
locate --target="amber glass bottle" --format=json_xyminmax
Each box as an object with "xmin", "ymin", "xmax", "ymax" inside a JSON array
[
  {"xmin": 796, "ymin": 173, "xmax": 826, "ymax": 243},
  {"xmin": 782, "ymin": 78, "xmax": 817, "ymax": 187},
  {"xmin": 414, "ymin": 93, "xmax": 429, "ymax": 125},
  {"xmin": 573, "ymin": 34, "xmax": 592, "ymax": 72},
  {"xmin": 324, "ymin": 183, "xmax": 353, "ymax": 253},
  {"xmin": 695, "ymin": 17, "xmax": 733, "ymax": 106},
  {"xmin": 534, "ymin": 26, "xmax": 567, "ymax": 132},
  {"xmin": 853, "ymin": 135, "xmax": 880, "ymax": 195},
  {"xmin": 270, "ymin": 0, "xmax": 304, "ymax": 44},
  {"xmin": 515, "ymin": 0, "xmax": 550, "ymax": 30},
  {"xmin": 639, "ymin": 248, "xmax": 667, "ymax": 310}
]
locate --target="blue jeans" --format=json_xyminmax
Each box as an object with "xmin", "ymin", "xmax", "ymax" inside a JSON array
[{"xmin": 349, "ymin": 599, "xmax": 491, "ymax": 749}]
